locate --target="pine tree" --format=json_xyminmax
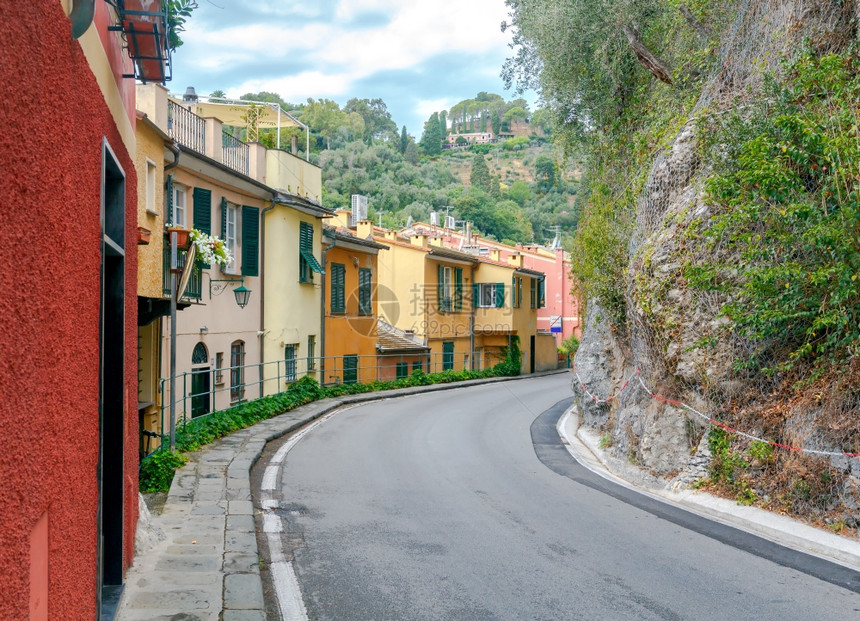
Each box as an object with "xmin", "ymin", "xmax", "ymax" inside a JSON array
[
  {"xmin": 470, "ymin": 153, "xmax": 492, "ymax": 192},
  {"xmin": 419, "ymin": 112, "xmax": 442, "ymax": 156},
  {"xmin": 400, "ymin": 125, "xmax": 408, "ymax": 154}
]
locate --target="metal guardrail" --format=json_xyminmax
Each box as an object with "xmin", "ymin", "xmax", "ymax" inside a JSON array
[
  {"xmin": 151, "ymin": 351, "xmax": 507, "ymax": 452},
  {"xmin": 167, "ymin": 100, "xmax": 206, "ymax": 153},
  {"xmin": 222, "ymin": 130, "xmax": 249, "ymax": 175}
]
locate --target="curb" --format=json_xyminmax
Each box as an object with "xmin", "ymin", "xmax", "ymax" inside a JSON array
[{"xmin": 557, "ymin": 405, "xmax": 860, "ymax": 571}]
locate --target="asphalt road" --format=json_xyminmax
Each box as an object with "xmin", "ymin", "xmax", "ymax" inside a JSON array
[{"xmin": 261, "ymin": 374, "xmax": 860, "ymax": 620}]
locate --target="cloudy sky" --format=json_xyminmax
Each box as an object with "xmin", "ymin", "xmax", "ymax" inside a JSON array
[{"xmin": 170, "ymin": 0, "xmax": 533, "ymax": 138}]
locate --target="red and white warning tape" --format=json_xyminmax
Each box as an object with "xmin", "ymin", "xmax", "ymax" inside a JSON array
[{"xmin": 571, "ymin": 362, "xmax": 860, "ymax": 459}]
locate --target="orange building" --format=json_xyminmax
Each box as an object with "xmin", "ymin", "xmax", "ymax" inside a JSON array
[{"xmin": 321, "ymin": 226, "xmax": 388, "ymax": 385}]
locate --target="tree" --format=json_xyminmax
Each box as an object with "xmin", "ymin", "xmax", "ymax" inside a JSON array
[
  {"xmin": 300, "ymin": 98, "xmax": 347, "ymax": 150},
  {"xmin": 491, "ymin": 109, "xmax": 501, "ymax": 135},
  {"xmin": 344, "ymin": 97, "xmax": 397, "ymax": 143},
  {"xmin": 400, "ymin": 125, "xmax": 408, "ymax": 154},
  {"xmin": 209, "ymin": 89, "xmax": 226, "ymax": 99},
  {"xmin": 470, "ymin": 153, "xmax": 492, "ymax": 192},
  {"xmin": 419, "ymin": 112, "xmax": 442, "ymax": 156},
  {"xmin": 439, "ymin": 111, "xmax": 448, "ymax": 140},
  {"xmin": 534, "ymin": 154, "xmax": 556, "ymax": 192}
]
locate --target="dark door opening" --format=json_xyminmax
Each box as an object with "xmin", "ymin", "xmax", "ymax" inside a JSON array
[
  {"xmin": 98, "ymin": 140, "xmax": 126, "ymax": 620},
  {"xmin": 529, "ymin": 335, "xmax": 536, "ymax": 374}
]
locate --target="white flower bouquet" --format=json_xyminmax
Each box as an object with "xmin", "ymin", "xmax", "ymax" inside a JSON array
[{"xmin": 189, "ymin": 229, "xmax": 233, "ymax": 267}]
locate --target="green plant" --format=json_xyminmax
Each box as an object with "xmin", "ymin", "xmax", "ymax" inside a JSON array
[
  {"xmin": 558, "ymin": 335, "xmax": 580, "ymax": 357},
  {"xmin": 599, "ymin": 433, "xmax": 612, "ymax": 449},
  {"xmin": 139, "ymin": 449, "xmax": 188, "ymax": 493}
]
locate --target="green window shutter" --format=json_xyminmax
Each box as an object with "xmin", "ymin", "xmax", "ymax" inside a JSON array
[
  {"xmin": 192, "ymin": 188, "xmax": 212, "ymax": 235},
  {"xmin": 472, "ymin": 283, "xmax": 479, "ymax": 308},
  {"xmin": 454, "ymin": 267, "xmax": 463, "ymax": 311},
  {"xmin": 166, "ymin": 174, "xmax": 174, "ymax": 222},
  {"xmin": 437, "ymin": 264, "xmax": 444, "ymax": 311},
  {"xmin": 530, "ymin": 278, "xmax": 537, "ymax": 309},
  {"xmin": 495, "ymin": 282, "xmax": 505, "ymax": 308},
  {"xmin": 396, "ymin": 362, "xmax": 408, "ymax": 379},
  {"xmin": 358, "ymin": 267, "xmax": 372, "ymax": 315},
  {"xmin": 300, "ymin": 221, "xmax": 313, "ymax": 251},
  {"xmin": 442, "ymin": 341, "xmax": 454, "ymax": 371},
  {"xmin": 331, "ymin": 264, "xmax": 345, "ymax": 313},
  {"xmin": 220, "ymin": 197, "xmax": 227, "ymax": 240},
  {"xmin": 241, "ymin": 205, "xmax": 259, "ymax": 276},
  {"xmin": 538, "ymin": 276, "xmax": 546, "ymax": 308},
  {"xmin": 343, "ymin": 355, "xmax": 358, "ymax": 384}
]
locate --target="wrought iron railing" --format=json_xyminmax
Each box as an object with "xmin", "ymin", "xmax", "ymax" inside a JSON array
[
  {"xmin": 167, "ymin": 100, "xmax": 206, "ymax": 153},
  {"xmin": 222, "ymin": 129, "xmax": 250, "ymax": 176},
  {"xmin": 149, "ymin": 350, "xmax": 505, "ymax": 453},
  {"xmin": 162, "ymin": 241, "xmax": 202, "ymax": 301}
]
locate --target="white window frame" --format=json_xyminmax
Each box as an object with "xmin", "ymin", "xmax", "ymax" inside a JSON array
[
  {"xmin": 145, "ymin": 158, "xmax": 158, "ymax": 215},
  {"xmin": 477, "ymin": 283, "xmax": 497, "ymax": 308},
  {"xmin": 172, "ymin": 183, "xmax": 187, "ymax": 227},
  {"xmin": 440, "ymin": 265, "xmax": 453, "ymax": 310},
  {"xmin": 224, "ymin": 203, "xmax": 238, "ymax": 273}
]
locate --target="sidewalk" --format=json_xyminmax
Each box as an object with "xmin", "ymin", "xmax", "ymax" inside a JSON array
[
  {"xmin": 116, "ymin": 371, "xmax": 567, "ymax": 621},
  {"xmin": 557, "ymin": 407, "xmax": 860, "ymax": 571}
]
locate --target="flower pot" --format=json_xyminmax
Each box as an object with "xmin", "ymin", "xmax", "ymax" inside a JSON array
[
  {"xmin": 137, "ymin": 226, "xmax": 152, "ymax": 245},
  {"xmin": 166, "ymin": 227, "xmax": 191, "ymax": 250}
]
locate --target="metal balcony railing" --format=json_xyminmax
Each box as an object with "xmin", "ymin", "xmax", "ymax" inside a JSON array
[
  {"xmin": 162, "ymin": 241, "xmax": 202, "ymax": 301},
  {"xmin": 222, "ymin": 130, "xmax": 249, "ymax": 176},
  {"xmin": 167, "ymin": 100, "xmax": 206, "ymax": 153}
]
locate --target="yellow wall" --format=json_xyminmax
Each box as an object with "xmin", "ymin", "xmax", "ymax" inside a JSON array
[
  {"xmin": 323, "ymin": 244, "xmax": 379, "ymax": 384},
  {"xmin": 534, "ymin": 333, "xmax": 560, "ymax": 372},
  {"xmin": 375, "ymin": 240, "xmax": 429, "ymax": 336},
  {"xmin": 266, "ymin": 150, "xmax": 322, "ymax": 204},
  {"xmin": 135, "ymin": 122, "xmax": 165, "ymax": 298},
  {"xmin": 424, "ymin": 259, "xmax": 472, "ymax": 371},
  {"xmin": 263, "ymin": 210, "xmax": 323, "ymax": 393}
]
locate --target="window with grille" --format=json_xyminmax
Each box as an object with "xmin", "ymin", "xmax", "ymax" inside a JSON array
[
  {"xmin": 307, "ymin": 335, "xmax": 316, "ymax": 370},
  {"xmin": 230, "ymin": 340, "xmax": 245, "ymax": 403},
  {"xmin": 284, "ymin": 344, "xmax": 297, "ymax": 382}
]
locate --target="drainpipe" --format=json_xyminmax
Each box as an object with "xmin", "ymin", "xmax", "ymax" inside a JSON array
[
  {"xmin": 260, "ymin": 200, "xmax": 277, "ymax": 382},
  {"xmin": 469, "ymin": 264, "xmax": 476, "ymax": 370},
  {"xmin": 165, "ymin": 141, "xmax": 180, "ymax": 451},
  {"xmin": 320, "ymin": 236, "xmax": 336, "ymax": 384}
]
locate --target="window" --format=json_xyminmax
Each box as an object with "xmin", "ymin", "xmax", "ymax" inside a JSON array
[
  {"xmin": 230, "ymin": 340, "xmax": 245, "ymax": 403},
  {"xmin": 358, "ymin": 267, "xmax": 372, "ymax": 315},
  {"xmin": 215, "ymin": 352, "xmax": 224, "ymax": 384},
  {"xmin": 538, "ymin": 276, "xmax": 546, "ymax": 308},
  {"xmin": 396, "ymin": 362, "xmax": 409, "ymax": 379},
  {"xmin": 442, "ymin": 341, "xmax": 455, "ymax": 371},
  {"xmin": 145, "ymin": 159, "xmax": 158, "ymax": 214},
  {"xmin": 284, "ymin": 344, "xmax": 297, "ymax": 382},
  {"xmin": 412, "ymin": 360, "xmax": 422, "ymax": 373},
  {"xmin": 437, "ymin": 265, "xmax": 462, "ymax": 311},
  {"xmin": 299, "ymin": 221, "xmax": 324, "ymax": 283},
  {"xmin": 224, "ymin": 203, "xmax": 237, "ymax": 273},
  {"xmin": 307, "ymin": 335, "xmax": 316, "ymax": 370},
  {"xmin": 476, "ymin": 283, "xmax": 505, "ymax": 308},
  {"xmin": 530, "ymin": 278, "xmax": 537, "ymax": 309},
  {"xmin": 172, "ymin": 183, "xmax": 187, "ymax": 227},
  {"xmin": 343, "ymin": 354, "xmax": 358, "ymax": 384},
  {"xmin": 330, "ymin": 263, "xmax": 346, "ymax": 314},
  {"xmin": 512, "ymin": 276, "xmax": 523, "ymax": 308}
]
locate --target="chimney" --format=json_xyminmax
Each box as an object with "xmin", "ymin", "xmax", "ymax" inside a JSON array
[
  {"xmin": 384, "ymin": 230, "xmax": 397, "ymax": 241},
  {"xmin": 334, "ymin": 209, "xmax": 352, "ymax": 228},
  {"xmin": 508, "ymin": 253, "xmax": 523, "ymax": 268},
  {"xmin": 411, "ymin": 234, "xmax": 428, "ymax": 247},
  {"xmin": 291, "ymin": 134, "xmax": 298, "ymax": 155},
  {"xmin": 490, "ymin": 249, "xmax": 501, "ymax": 262},
  {"xmin": 429, "ymin": 236, "xmax": 443, "ymax": 247},
  {"xmin": 356, "ymin": 220, "xmax": 374, "ymax": 239},
  {"xmin": 465, "ymin": 222, "xmax": 472, "ymax": 245}
]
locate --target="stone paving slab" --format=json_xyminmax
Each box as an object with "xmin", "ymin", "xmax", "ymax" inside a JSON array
[{"xmin": 117, "ymin": 371, "xmax": 567, "ymax": 620}]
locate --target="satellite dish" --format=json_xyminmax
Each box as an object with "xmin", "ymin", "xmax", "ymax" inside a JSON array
[{"xmin": 70, "ymin": 0, "xmax": 95, "ymax": 39}]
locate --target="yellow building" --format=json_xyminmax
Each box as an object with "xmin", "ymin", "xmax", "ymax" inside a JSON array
[{"xmin": 320, "ymin": 226, "xmax": 388, "ymax": 384}]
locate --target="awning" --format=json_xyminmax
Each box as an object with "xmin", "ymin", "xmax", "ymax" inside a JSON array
[{"xmin": 300, "ymin": 248, "xmax": 324, "ymax": 274}]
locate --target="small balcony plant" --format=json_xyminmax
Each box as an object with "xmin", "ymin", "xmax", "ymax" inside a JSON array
[{"xmin": 189, "ymin": 229, "xmax": 232, "ymax": 268}]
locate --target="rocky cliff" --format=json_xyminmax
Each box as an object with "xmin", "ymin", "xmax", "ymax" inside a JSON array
[{"xmin": 572, "ymin": 0, "xmax": 860, "ymax": 527}]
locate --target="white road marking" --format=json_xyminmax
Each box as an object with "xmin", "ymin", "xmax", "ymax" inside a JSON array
[{"xmin": 270, "ymin": 560, "xmax": 309, "ymax": 621}]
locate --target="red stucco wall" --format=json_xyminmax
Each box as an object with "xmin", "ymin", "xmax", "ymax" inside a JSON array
[{"xmin": 0, "ymin": 3, "xmax": 138, "ymax": 619}]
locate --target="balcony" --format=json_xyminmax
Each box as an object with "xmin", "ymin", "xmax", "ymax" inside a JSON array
[
  {"xmin": 167, "ymin": 100, "xmax": 205, "ymax": 153},
  {"xmin": 114, "ymin": 0, "xmax": 172, "ymax": 84},
  {"xmin": 162, "ymin": 240, "xmax": 202, "ymax": 301},
  {"xmin": 222, "ymin": 130, "xmax": 249, "ymax": 176}
]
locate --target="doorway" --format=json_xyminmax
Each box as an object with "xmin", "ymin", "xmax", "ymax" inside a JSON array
[{"xmin": 191, "ymin": 342, "xmax": 211, "ymax": 418}]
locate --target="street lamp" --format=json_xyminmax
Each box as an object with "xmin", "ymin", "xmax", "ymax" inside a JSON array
[{"xmin": 233, "ymin": 285, "xmax": 251, "ymax": 308}]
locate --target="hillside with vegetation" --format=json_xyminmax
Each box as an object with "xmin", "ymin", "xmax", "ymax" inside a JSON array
[
  {"xmin": 212, "ymin": 90, "xmax": 579, "ymax": 246},
  {"xmin": 505, "ymin": 0, "xmax": 860, "ymax": 531}
]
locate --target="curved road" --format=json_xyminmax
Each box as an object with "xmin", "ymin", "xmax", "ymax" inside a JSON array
[{"xmin": 258, "ymin": 374, "xmax": 860, "ymax": 620}]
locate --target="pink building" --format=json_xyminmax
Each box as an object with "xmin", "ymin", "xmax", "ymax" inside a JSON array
[{"xmin": 401, "ymin": 224, "xmax": 581, "ymax": 345}]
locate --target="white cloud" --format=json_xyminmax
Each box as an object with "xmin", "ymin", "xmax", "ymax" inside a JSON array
[{"xmin": 228, "ymin": 71, "xmax": 355, "ymax": 102}]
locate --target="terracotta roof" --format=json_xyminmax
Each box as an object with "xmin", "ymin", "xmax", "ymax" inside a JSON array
[
  {"xmin": 376, "ymin": 320, "xmax": 429, "ymax": 352},
  {"xmin": 323, "ymin": 225, "xmax": 389, "ymax": 250}
]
